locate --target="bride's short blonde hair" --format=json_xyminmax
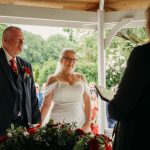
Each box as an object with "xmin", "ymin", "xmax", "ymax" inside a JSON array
[{"xmin": 59, "ymin": 48, "xmax": 76, "ymax": 60}]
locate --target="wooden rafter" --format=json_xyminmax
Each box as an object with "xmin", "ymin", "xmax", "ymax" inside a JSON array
[
  {"xmin": 0, "ymin": 0, "xmax": 98, "ymax": 11},
  {"xmin": 0, "ymin": 0, "xmax": 149, "ymax": 12},
  {"xmin": 105, "ymin": 0, "xmax": 150, "ymax": 12}
]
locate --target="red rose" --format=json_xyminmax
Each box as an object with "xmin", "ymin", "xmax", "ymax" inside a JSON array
[
  {"xmin": 27, "ymin": 127, "xmax": 37, "ymax": 135},
  {"xmin": 101, "ymin": 134, "xmax": 112, "ymax": 142},
  {"xmin": 0, "ymin": 136, "xmax": 7, "ymax": 143},
  {"xmin": 27, "ymin": 124, "xmax": 41, "ymax": 135},
  {"xmin": 75, "ymin": 128, "xmax": 85, "ymax": 136},
  {"xmin": 88, "ymin": 138, "xmax": 99, "ymax": 150},
  {"xmin": 35, "ymin": 124, "xmax": 41, "ymax": 129},
  {"xmin": 105, "ymin": 142, "xmax": 112, "ymax": 150}
]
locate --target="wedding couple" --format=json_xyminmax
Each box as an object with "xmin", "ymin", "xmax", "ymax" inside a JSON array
[{"xmin": 0, "ymin": 26, "xmax": 91, "ymax": 136}]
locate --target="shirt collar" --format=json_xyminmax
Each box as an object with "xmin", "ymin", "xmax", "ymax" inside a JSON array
[{"xmin": 3, "ymin": 47, "xmax": 17, "ymax": 64}]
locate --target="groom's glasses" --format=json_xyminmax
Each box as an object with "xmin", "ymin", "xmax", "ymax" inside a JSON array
[{"xmin": 63, "ymin": 57, "xmax": 77, "ymax": 63}]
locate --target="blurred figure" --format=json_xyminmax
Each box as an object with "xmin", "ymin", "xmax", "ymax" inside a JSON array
[
  {"xmin": 90, "ymin": 88, "xmax": 99, "ymax": 134},
  {"xmin": 106, "ymin": 85, "xmax": 117, "ymax": 129},
  {"xmin": 89, "ymin": 82, "xmax": 96, "ymax": 90},
  {"xmin": 35, "ymin": 82, "xmax": 43, "ymax": 108},
  {"xmin": 41, "ymin": 82, "xmax": 46, "ymax": 92}
]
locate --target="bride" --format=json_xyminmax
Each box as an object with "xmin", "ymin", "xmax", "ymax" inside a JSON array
[{"xmin": 40, "ymin": 48, "xmax": 91, "ymax": 132}]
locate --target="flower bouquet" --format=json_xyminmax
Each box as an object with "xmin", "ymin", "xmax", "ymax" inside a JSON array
[{"xmin": 0, "ymin": 120, "xmax": 112, "ymax": 150}]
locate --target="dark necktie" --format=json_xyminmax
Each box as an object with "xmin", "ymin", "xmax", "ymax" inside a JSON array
[{"xmin": 10, "ymin": 58, "xmax": 18, "ymax": 73}]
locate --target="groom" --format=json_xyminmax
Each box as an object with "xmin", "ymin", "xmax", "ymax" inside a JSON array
[{"xmin": 0, "ymin": 26, "xmax": 41, "ymax": 135}]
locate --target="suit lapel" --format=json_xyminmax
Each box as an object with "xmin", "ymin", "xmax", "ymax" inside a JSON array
[
  {"xmin": 16, "ymin": 57, "xmax": 24, "ymax": 80},
  {"xmin": 17, "ymin": 57, "xmax": 27, "ymax": 96},
  {"xmin": 0, "ymin": 48, "xmax": 17, "ymax": 91}
]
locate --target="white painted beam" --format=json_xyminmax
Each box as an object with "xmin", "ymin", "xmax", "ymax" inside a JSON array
[
  {"xmin": 97, "ymin": 9, "xmax": 107, "ymax": 133},
  {"xmin": 0, "ymin": 4, "xmax": 97, "ymax": 29},
  {"xmin": 105, "ymin": 18, "xmax": 133, "ymax": 49},
  {"xmin": 0, "ymin": 4, "xmax": 147, "ymax": 29},
  {"xmin": 105, "ymin": 9, "xmax": 146, "ymax": 29},
  {"xmin": 99, "ymin": 0, "xmax": 104, "ymax": 10}
]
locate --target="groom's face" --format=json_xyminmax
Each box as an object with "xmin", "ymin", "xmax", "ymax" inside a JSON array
[{"xmin": 3, "ymin": 28, "xmax": 24, "ymax": 57}]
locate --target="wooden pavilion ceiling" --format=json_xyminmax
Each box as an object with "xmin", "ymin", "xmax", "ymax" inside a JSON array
[{"xmin": 0, "ymin": 0, "xmax": 150, "ymax": 12}]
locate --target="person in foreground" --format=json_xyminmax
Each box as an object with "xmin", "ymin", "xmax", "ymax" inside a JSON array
[
  {"xmin": 0, "ymin": 26, "xmax": 41, "ymax": 135},
  {"xmin": 108, "ymin": 6, "xmax": 150, "ymax": 150},
  {"xmin": 41, "ymin": 48, "xmax": 91, "ymax": 132}
]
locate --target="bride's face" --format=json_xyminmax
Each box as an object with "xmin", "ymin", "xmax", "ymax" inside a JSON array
[{"xmin": 61, "ymin": 51, "xmax": 77, "ymax": 72}]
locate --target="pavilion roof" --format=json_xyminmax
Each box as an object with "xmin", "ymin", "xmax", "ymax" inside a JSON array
[{"xmin": 0, "ymin": 0, "xmax": 149, "ymax": 12}]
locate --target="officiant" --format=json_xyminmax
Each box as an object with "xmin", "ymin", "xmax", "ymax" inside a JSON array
[
  {"xmin": 108, "ymin": 5, "xmax": 150, "ymax": 150},
  {"xmin": 0, "ymin": 26, "xmax": 41, "ymax": 135}
]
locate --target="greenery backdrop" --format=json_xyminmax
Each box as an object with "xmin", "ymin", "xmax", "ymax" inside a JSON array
[{"xmin": 0, "ymin": 24, "xmax": 148, "ymax": 89}]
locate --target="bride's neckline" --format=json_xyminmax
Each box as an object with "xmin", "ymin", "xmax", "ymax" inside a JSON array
[
  {"xmin": 57, "ymin": 72, "xmax": 79, "ymax": 86},
  {"xmin": 59, "ymin": 72, "xmax": 73, "ymax": 77},
  {"xmin": 60, "ymin": 80, "xmax": 81, "ymax": 86}
]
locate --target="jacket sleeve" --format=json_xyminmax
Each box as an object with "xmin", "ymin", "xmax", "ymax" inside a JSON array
[
  {"xmin": 30, "ymin": 65, "xmax": 41, "ymax": 123},
  {"xmin": 108, "ymin": 46, "xmax": 149, "ymax": 121}
]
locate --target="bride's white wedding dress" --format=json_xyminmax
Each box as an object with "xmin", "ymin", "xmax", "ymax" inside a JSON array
[{"xmin": 43, "ymin": 80, "xmax": 90, "ymax": 128}]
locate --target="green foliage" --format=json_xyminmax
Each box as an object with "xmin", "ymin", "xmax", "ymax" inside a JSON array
[
  {"xmin": 33, "ymin": 66, "xmax": 40, "ymax": 82},
  {"xmin": 76, "ymin": 62, "xmax": 98, "ymax": 84},
  {"xmin": 45, "ymin": 34, "xmax": 76, "ymax": 60},
  {"xmin": 105, "ymin": 27, "xmax": 147, "ymax": 88},
  {"xmin": 0, "ymin": 24, "xmax": 147, "ymax": 88},
  {"xmin": 0, "ymin": 24, "xmax": 8, "ymax": 45},
  {"xmin": 38, "ymin": 58, "xmax": 57, "ymax": 84},
  {"xmin": 20, "ymin": 31, "xmax": 46, "ymax": 65},
  {"xmin": 0, "ymin": 120, "xmax": 112, "ymax": 150}
]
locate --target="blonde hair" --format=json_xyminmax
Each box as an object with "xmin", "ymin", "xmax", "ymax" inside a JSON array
[
  {"xmin": 146, "ymin": 5, "xmax": 150, "ymax": 40},
  {"xmin": 59, "ymin": 48, "xmax": 76, "ymax": 60}
]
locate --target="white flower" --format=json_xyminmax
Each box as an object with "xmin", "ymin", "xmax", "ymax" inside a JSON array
[
  {"xmin": 7, "ymin": 132, "xmax": 12, "ymax": 137},
  {"xmin": 11, "ymin": 123, "xmax": 14, "ymax": 130},
  {"xmin": 119, "ymin": 56, "xmax": 125, "ymax": 60},
  {"xmin": 112, "ymin": 72, "xmax": 116, "ymax": 75},
  {"xmin": 109, "ymin": 49, "xmax": 115, "ymax": 53},
  {"xmin": 121, "ymin": 63, "xmax": 126, "ymax": 68},
  {"xmin": 110, "ymin": 60, "xmax": 115, "ymax": 66},
  {"xmin": 115, "ymin": 66, "xmax": 120, "ymax": 71},
  {"xmin": 106, "ymin": 65, "xmax": 110, "ymax": 70},
  {"xmin": 23, "ymin": 132, "xmax": 29, "ymax": 137}
]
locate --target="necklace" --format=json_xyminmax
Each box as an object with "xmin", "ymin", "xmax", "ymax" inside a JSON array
[
  {"xmin": 59, "ymin": 72, "xmax": 76, "ymax": 85},
  {"xmin": 60, "ymin": 71, "xmax": 72, "ymax": 77}
]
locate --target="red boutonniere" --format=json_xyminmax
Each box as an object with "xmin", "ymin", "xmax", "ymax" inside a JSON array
[{"xmin": 23, "ymin": 67, "xmax": 31, "ymax": 79}]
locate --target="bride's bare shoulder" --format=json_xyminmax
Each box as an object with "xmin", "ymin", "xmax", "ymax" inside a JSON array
[
  {"xmin": 46, "ymin": 75, "xmax": 58, "ymax": 86},
  {"xmin": 74, "ymin": 72, "xmax": 86, "ymax": 82}
]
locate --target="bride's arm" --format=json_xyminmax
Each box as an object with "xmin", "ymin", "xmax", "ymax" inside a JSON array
[
  {"xmin": 40, "ymin": 75, "xmax": 57, "ymax": 122},
  {"xmin": 80, "ymin": 74, "xmax": 91, "ymax": 132},
  {"xmin": 82, "ymin": 92, "xmax": 91, "ymax": 132},
  {"xmin": 40, "ymin": 92, "xmax": 53, "ymax": 122}
]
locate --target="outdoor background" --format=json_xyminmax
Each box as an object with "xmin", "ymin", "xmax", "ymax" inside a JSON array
[{"xmin": 0, "ymin": 24, "xmax": 148, "ymax": 89}]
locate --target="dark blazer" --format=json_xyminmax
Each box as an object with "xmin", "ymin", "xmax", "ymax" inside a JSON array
[
  {"xmin": 0, "ymin": 48, "xmax": 41, "ymax": 135},
  {"xmin": 108, "ymin": 43, "xmax": 150, "ymax": 150}
]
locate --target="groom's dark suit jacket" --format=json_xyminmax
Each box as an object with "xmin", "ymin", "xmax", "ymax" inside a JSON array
[
  {"xmin": 0, "ymin": 48, "xmax": 41, "ymax": 135},
  {"xmin": 108, "ymin": 43, "xmax": 150, "ymax": 150}
]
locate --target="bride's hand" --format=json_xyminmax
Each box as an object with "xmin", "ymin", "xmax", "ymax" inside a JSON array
[{"xmin": 81, "ymin": 122, "xmax": 91, "ymax": 133}]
